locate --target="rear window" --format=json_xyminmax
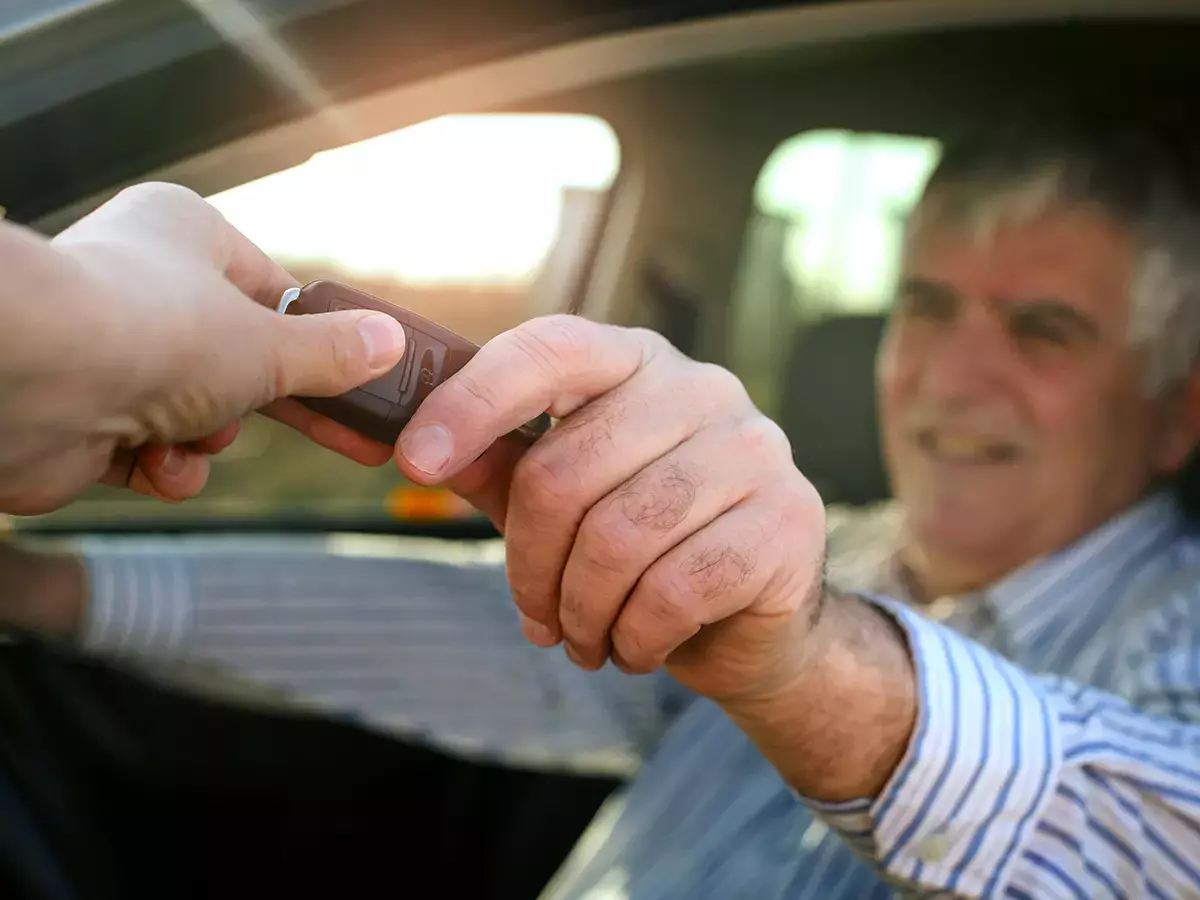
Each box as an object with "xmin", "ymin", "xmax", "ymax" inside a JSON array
[
  {"xmin": 728, "ymin": 128, "xmax": 940, "ymax": 417},
  {"xmin": 15, "ymin": 113, "xmax": 620, "ymax": 532}
]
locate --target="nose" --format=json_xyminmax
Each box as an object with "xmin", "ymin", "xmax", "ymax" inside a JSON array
[{"xmin": 917, "ymin": 310, "xmax": 1008, "ymax": 404}]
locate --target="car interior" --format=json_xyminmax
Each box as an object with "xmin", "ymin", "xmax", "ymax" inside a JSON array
[{"xmin": 4, "ymin": 1, "xmax": 1200, "ymax": 897}]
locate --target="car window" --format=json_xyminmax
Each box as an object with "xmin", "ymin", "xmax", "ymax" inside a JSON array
[
  {"xmin": 728, "ymin": 129, "xmax": 940, "ymax": 418},
  {"xmin": 16, "ymin": 113, "xmax": 620, "ymax": 532}
]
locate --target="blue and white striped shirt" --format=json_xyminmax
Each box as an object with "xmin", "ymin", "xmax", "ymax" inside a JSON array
[{"xmin": 76, "ymin": 491, "xmax": 1200, "ymax": 898}]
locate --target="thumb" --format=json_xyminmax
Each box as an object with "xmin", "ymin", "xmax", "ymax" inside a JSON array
[{"xmin": 269, "ymin": 310, "xmax": 407, "ymax": 398}]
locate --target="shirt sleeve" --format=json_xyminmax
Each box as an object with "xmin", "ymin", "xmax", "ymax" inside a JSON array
[
  {"xmin": 804, "ymin": 595, "xmax": 1200, "ymax": 899},
  {"xmin": 76, "ymin": 536, "xmax": 693, "ymax": 775}
]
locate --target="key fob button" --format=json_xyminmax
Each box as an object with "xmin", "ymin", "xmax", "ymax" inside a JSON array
[{"xmin": 358, "ymin": 362, "xmax": 407, "ymax": 403}]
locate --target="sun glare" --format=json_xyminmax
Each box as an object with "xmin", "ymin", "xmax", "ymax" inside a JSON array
[{"xmin": 207, "ymin": 114, "xmax": 621, "ymax": 285}]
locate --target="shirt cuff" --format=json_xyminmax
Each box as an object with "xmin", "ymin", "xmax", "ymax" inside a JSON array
[
  {"xmin": 806, "ymin": 595, "xmax": 1063, "ymax": 897},
  {"xmin": 77, "ymin": 540, "xmax": 195, "ymax": 660}
]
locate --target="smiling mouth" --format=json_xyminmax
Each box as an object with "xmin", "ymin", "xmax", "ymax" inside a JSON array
[{"xmin": 916, "ymin": 431, "xmax": 1019, "ymax": 463}]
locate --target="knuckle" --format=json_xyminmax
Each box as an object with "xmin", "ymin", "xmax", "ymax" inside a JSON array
[
  {"xmin": 638, "ymin": 564, "xmax": 701, "ymax": 630},
  {"xmin": 554, "ymin": 391, "xmax": 627, "ymax": 439},
  {"xmin": 629, "ymin": 326, "xmax": 675, "ymax": 359},
  {"xmin": 575, "ymin": 508, "xmax": 643, "ymax": 576},
  {"xmin": 511, "ymin": 447, "xmax": 584, "ymax": 513},
  {"xmin": 613, "ymin": 462, "xmax": 699, "ymax": 532},
  {"xmin": 735, "ymin": 415, "xmax": 793, "ymax": 462},
  {"xmin": 118, "ymin": 181, "xmax": 201, "ymax": 206},
  {"xmin": 697, "ymin": 362, "xmax": 748, "ymax": 401},
  {"xmin": 551, "ymin": 394, "xmax": 629, "ymax": 469},
  {"xmin": 679, "ymin": 546, "xmax": 757, "ymax": 607},
  {"xmin": 511, "ymin": 315, "xmax": 592, "ymax": 378},
  {"xmin": 782, "ymin": 474, "xmax": 826, "ymax": 524},
  {"xmin": 682, "ymin": 363, "xmax": 751, "ymax": 419}
]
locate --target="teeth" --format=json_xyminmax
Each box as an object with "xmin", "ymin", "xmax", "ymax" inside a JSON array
[
  {"xmin": 937, "ymin": 436, "xmax": 988, "ymax": 457},
  {"xmin": 915, "ymin": 430, "xmax": 1015, "ymax": 460}
]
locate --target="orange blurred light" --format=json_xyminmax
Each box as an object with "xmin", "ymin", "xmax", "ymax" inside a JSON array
[{"xmin": 385, "ymin": 485, "xmax": 477, "ymax": 521}]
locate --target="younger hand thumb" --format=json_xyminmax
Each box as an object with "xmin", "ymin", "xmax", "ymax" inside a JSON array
[{"xmin": 272, "ymin": 311, "xmax": 406, "ymax": 398}]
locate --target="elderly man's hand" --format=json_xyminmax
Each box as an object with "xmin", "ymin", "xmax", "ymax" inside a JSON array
[
  {"xmin": 0, "ymin": 182, "xmax": 406, "ymax": 514},
  {"xmin": 394, "ymin": 315, "xmax": 828, "ymax": 704}
]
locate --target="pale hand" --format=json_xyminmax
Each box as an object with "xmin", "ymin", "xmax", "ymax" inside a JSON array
[
  {"xmin": 0, "ymin": 182, "xmax": 407, "ymax": 514},
  {"xmin": 392, "ymin": 315, "xmax": 828, "ymax": 703}
]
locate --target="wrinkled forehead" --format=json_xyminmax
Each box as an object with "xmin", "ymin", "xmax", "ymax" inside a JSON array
[{"xmin": 902, "ymin": 185, "xmax": 1138, "ymax": 326}]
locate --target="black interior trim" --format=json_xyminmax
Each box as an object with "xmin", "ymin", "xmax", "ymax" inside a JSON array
[{"xmin": 0, "ymin": 0, "xmax": 812, "ymax": 224}]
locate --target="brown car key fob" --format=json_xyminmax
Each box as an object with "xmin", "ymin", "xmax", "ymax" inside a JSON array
[{"xmin": 277, "ymin": 280, "xmax": 550, "ymax": 447}]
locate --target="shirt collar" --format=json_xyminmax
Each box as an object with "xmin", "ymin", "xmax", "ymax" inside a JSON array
[{"xmin": 963, "ymin": 491, "xmax": 1186, "ymax": 654}]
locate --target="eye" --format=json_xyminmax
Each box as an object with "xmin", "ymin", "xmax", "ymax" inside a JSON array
[{"xmin": 1010, "ymin": 311, "xmax": 1072, "ymax": 346}]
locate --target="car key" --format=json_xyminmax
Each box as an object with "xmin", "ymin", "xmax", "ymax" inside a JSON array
[{"xmin": 276, "ymin": 280, "xmax": 551, "ymax": 447}]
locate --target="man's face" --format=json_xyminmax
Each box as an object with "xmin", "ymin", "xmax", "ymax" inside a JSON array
[{"xmin": 878, "ymin": 205, "xmax": 1195, "ymax": 586}]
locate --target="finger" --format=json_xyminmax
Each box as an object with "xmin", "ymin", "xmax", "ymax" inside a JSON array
[
  {"xmin": 502, "ymin": 360, "xmax": 753, "ymax": 640},
  {"xmin": 440, "ymin": 438, "xmax": 527, "ymax": 530},
  {"xmin": 395, "ymin": 316, "xmax": 659, "ymax": 482},
  {"xmin": 557, "ymin": 421, "xmax": 776, "ymax": 669},
  {"xmin": 128, "ymin": 444, "xmax": 211, "ymax": 501},
  {"xmin": 610, "ymin": 499, "xmax": 795, "ymax": 676},
  {"xmin": 189, "ymin": 422, "xmax": 241, "ymax": 455},
  {"xmin": 503, "ymin": 380, "xmax": 691, "ymax": 636},
  {"xmin": 498, "ymin": 376, "xmax": 702, "ymax": 640},
  {"xmin": 218, "ymin": 215, "xmax": 303, "ymax": 309},
  {"xmin": 99, "ymin": 445, "xmax": 209, "ymax": 501},
  {"xmin": 259, "ymin": 399, "xmax": 393, "ymax": 466},
  {"xmin": 267, "ymin": 308, "xmax": 407, "ymax": 399}
]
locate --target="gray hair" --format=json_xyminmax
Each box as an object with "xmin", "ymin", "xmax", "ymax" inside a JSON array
[{"xmin": 910, "ymin": 122, "xmax": 1200, "ymax": 394}]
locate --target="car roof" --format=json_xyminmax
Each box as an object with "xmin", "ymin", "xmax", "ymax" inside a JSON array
[{"xmin": 6, "ymin": 0, "xmax": 1200, "ymax": 227}]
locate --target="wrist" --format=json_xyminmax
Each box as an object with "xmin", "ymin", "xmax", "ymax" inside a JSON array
[{"xmin": 720, "ymin": 592, "xmax": 917, "ymax": 802}]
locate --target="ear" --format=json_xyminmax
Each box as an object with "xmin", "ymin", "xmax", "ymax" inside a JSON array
[{"xmin": 1155, "ymin": 366, "xmax": 1200, "ymax": 474}]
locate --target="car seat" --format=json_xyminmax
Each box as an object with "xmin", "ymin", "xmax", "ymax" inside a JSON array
[{"xmin": 777, "ymin": 314, "xmax": 891, "ymax": 507}]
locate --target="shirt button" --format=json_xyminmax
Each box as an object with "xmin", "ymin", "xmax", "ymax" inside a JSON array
[
  {"xmin": 917, "ymin": 831, "xmax": 950, "ymax": 863},
  {"xmin": 926, "ymin": 596, "xmax": 957, "ymax": 621}
]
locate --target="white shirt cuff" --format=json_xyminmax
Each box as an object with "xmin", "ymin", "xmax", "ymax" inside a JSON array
[
  {"xmin": 804, "ymin": 595, "xmax": 1063, "ymax": 896},
  {"xmin": 78, "ymin": 540, "xmax": 195, "ymax": 659}
]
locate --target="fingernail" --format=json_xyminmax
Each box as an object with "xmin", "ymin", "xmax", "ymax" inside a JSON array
[
  {"xmin": 358, "ymin": 314, "xmax": 406, "ymax": 367},
  {"xmin": 520, "ymin": 614, "xmax": 559, "ymax": 647},
  {"xmin": 161, "ymin": 447, "xmax": 186, "ymax": 476},
  {"xmin": 399, "ymin": 424, "xmax": 453, "ymax": 476}
]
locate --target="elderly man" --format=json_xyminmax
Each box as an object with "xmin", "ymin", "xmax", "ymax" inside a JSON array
[{"xmin": 8, "ymin": 121, "xmax": 1200, "ymax": 898}]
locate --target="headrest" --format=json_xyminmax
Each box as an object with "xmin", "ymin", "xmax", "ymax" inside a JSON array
[{"xmin": 778, "ymin": 314, "xmax": 890, "ymax": 507}]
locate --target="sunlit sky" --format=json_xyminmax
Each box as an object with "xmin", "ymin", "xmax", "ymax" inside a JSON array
[
  {"xmin": 207, "ymin": 114, "xmax": 621, "ymax": 284},
  {"xmin": 757, "ymin": 130, "xmax": 940, "ymax": 311}
]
